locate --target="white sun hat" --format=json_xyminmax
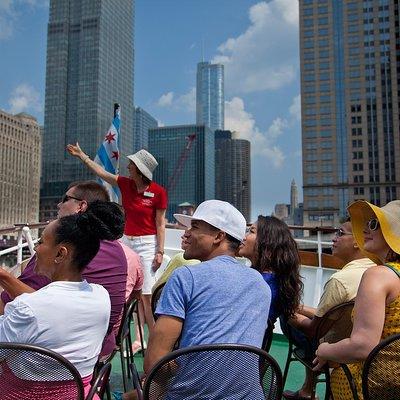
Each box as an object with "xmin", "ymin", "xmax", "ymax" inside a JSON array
[
  {"xmin": 126, "ymin": 149, "xmax": 158, "ymax": 180},
  {"xmin": 174, "ymin": 199, "xmax": 246, "ymax": 241}
]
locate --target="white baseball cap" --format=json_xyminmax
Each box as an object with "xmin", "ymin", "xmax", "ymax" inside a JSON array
[{"xmin": 174, "ymin": 200, "xmax": 246, "ymax": 241}]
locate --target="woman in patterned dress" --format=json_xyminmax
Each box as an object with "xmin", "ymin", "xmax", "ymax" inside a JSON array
[{"xmin": 313, "ymin": 200, "xmax": 400, "ymax": 400}]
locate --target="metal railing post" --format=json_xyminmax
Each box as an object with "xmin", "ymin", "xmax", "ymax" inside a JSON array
[{"xmin": 314, "ymin": 230, "xmax": 324, "ymax": 306}]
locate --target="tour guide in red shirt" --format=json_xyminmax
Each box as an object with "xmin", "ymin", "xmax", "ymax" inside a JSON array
[{"xmin": 67, "ymin": 144, "xmax": 167, "ymax": 353}]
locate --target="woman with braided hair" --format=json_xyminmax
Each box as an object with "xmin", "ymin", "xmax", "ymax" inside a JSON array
[{"xmin": 0, "ymin": 201, "xmax": 124, "ymax": 397}]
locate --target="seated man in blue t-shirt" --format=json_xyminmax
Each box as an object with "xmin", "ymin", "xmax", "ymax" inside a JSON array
[{"xmin": 143, "ymin": 200, "xmax": 272, "ymax": 400}]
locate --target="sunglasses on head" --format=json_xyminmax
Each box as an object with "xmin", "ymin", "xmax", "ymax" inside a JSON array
[
  {"xmin": 61, "ymin": 194, "xmax": 83, "ymax": 203},
  {"xmin": 367, "ymin": 218, "xmax": 380, "ymax": 231},
  {"xmin": 335, "ymin": 228, "xmax": 353, "ymax": 237}
]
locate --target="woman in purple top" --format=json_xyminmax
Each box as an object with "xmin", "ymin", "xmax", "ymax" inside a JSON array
[{"xmin": 239, "ymin": 215, "xmax": 303, "ymax": 323}]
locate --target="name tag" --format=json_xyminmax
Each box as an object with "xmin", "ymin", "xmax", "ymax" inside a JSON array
[{"xmin": 144, "ymin": 191, "xmax": 154, "ymax": 198}]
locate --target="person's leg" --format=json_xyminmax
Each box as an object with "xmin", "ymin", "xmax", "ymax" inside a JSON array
[
  {"xmin": 132, "ymin": 300, "xmax": 146, "ymax": 353},
  {"xmin": 280, "ymin": 315, "xmax": 318, "ymax": 399},
  {"xmin": 142, "ymin": 294, "xmax": 155, "ymax": 335}
]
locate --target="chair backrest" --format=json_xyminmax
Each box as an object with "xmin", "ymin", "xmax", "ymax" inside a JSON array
[
  {"xmin": 151, "ymin": 282, "xmax": 166, "ymax": 320},
  {"xmin": 0, "ymin": 342, "xmax": 84, "ymax": 400},
  {"xmin": 116, "ymin": 298, "xmax": 138, "ymax": 346},
  {"xmin": 315, "ymin": 300, "xmax": 355, "ymax": 344},
  {"xmin": 143, "ymin": 343, "xmax": 283, "ymax": 400},
  {"xmin": 86, "ymin": 361, "xmax": 112, "ymax": 400},
  {"xmin": 262, "ymin": 319, "xmax": 275, "ymax": 353},
  {"xmin": 362, "ymin": 333, "xmax": 400, "ymax": 400}
]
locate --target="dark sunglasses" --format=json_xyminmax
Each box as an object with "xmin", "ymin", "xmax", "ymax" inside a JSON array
[
  {"xmin": 367, "ymin": 218, "xmax": 380, "ymax": 231},
  {"xmin": 335, "ymin": 229, "xmax": 353, "ymax": 237},
  {"xmin": 61, "ymin": 194, "xmax": 83, "ymax": 203}
]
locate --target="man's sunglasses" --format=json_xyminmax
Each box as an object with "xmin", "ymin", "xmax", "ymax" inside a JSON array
[
  {"xmin": 61, "ymin": 194, "xmax": 83, "ymax": 203},
  {"xmin": 335, "ymin": 229, "xmax": 353, "ymax": 237},
  {"xmin": 367, "ymin": 218, "xmax": 380, "ymax": 231}
]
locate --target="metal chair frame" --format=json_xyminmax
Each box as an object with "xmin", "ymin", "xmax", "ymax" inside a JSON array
[
  {"xmin": 142, "ymin": 343, "xmax": 283, "ymax": 400},
  {"xmin": 0, "ymin": 342, "xmax": 85, "ymax": 400},
  {"xmin": 262, "ymin": 319, "xmax": 275, "ymax": 353},
  {"xmin": 86, "ymin": 361, "xmax": 112, "ymax": 400},
  {"xmin": 282, "ymin": 301, "xmax": 355, "ymax": 400},
  {"xmin": 151, "ymin": 282, "xmax": 166, "ymax": 321},
  {"xmin": 361, "ymin": 333, "xmax": 400, "ymax": 400}
]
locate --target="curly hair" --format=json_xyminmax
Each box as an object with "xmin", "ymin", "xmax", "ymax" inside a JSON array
[
  {"xmin": 54, "ymin": 201, "xmax": 125, "ymax": 271},
  {"xmin": 253, "ymin": 215, "xmax": 303, "ymax": 319}
]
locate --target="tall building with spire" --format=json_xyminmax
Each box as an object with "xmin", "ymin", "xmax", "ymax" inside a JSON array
[
  {"xmin": 196, "ymin": 61, "xmax": 224, "ymax": 133},
  {"xmin": 40, "ymin": 0, "xmax": 135, "ymax": 220},
  {"xmin": 290, "ymin": 179, "xmax": 299, "ymax": 216},
  {"xmin": 300, "ymin": 0, "xmax": 400, "ymax": 225}
]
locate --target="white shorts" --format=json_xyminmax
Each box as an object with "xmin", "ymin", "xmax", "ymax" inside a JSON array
[{"xmin": 122, "ymin": 234, "xmax": 157, "ymax": 295}]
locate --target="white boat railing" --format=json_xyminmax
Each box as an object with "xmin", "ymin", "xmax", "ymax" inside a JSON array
[{"xmin": 1, "ymin": 223, "xmax": 338, "ymax": 309}]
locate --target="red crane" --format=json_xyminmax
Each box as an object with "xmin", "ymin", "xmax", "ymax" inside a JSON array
[{"xmin": 167, "ymin": 134, "xmax": 196, "ymax": 193}]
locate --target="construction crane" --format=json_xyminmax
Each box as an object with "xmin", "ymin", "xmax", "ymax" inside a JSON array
[{"xmin": 167, "ymin": 134, "xmax": 196, "ymax": 193}]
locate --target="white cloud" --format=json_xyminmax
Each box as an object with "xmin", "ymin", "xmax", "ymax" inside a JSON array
[
  {"xmin": 157, "ymin": 87, "xmax": 195, "ymax": 113},
  {"xmin": 212, "ymin": 0, "xmax": 299, "ymax": 94},
  {"xmin": 225, "ymin": 97, "xmax": 285, "ymax": 168},
  {"xmin": 289, "ymin": 94, "xmax": 301, "ymax": 121},
  {"xmin": 0, "ymin": 0, "xmax": 48, "ymax": 40},
  {"xmin": 157, "ymin": 92, "xmax": 174, "ymax": 107},
  {"xmin": 8, "ymin": 83, "xmax": 43, "ymax": 114}
]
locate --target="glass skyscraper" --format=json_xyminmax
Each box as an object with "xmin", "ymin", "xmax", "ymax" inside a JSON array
[
  {"xmin": 41, "ymin": 0, "xmax": 135, "ymax": 219},
  {"xmin": 148, "ymin": 124, "xmax": 215, "ymax": 221},
  {"xmin": 196, "ymin": 61, "xmax": 224, "ymax": 133},
  {"xmin": 215, "ymin": 130, "xmax": 251, "ymax": 222},
  {"xmin": 300, "ymin": 0, "xmax": 400, "ymax": 225},
  {"xmin": 133, "ymin": 106, "xmax": 158, "ymax": 152}
]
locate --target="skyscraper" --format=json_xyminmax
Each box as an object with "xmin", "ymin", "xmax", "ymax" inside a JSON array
[
  {"xmin": 215, "ymin": 130, "xmax": 251, "ymax": 222},
  {"xmin": 0, "ymin": 110, "xmax": 41, "ymax": 230},
  {"xmin": 133, "ymin": 106, "xmax": 158, "ymax": 152},
  {"xmin": 148, "ymin": 124, "xmax": 215, "ymax": 221},
  {"xmin": 41, "ymin": 0, "xmax": 135, "ymax": 217},
  {"xmin": 196, "ymin": 61, "xmax": 224, "ymax": 133},
  {"xmin": 300, "ymin": 0, "xmax": 400, "ymax": 225}
]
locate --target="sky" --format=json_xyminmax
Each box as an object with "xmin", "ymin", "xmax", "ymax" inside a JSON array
[{"xmin": 0, "ymin": 0, "xmax": 302, "ymax": 221}]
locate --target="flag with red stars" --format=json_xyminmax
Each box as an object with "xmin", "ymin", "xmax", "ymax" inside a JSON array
[{"xmin": 94, "ymin": 104, "xmax": 121, "ymax": 202}]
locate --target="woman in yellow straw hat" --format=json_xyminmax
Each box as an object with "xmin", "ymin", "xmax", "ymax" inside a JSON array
[{"xmin": 313, "ymin": 200, "xmax": 400, "ymax": 399}]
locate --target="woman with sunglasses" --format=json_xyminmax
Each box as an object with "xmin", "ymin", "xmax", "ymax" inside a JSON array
[
  {"xmin": 238, "ymin": 215, "xmax": 303, "ymax": 324},
  {"xmin": 313, "ymin": 200, "xmax": 400, "ymax": 400},
  {"xmin": 67, "ymin": 143, "xmax": 167, "ymax": 354},
  {"xmin": 0, "ymin": 201, "xmax": 124, "ymax": 398}
]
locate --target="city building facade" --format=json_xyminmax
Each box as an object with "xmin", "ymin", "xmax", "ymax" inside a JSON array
[
  {"xmin": 215, "ymin": 130, "xmax": 251, "ymax": 222},
  {"xmin": 41, "ymin": 0, "xmax": 135, "ymax": 219},
  {"xmin": 300, "ymin": 0, "xmax": 400, "ymax": 226},
  {"xmin": 196, "ymin": 61, "xmax": 224, "ymax": 133},
  {"xmin": 0, "ymin": 110, "xmax": 41, "ymax": 231},
  {"xmin": 133, "ymin": 106, "xmax": 158, "ymax": 152},
  {"xmin": 148, "ymin": 124, "xmax": 215, "ymax": 221}
]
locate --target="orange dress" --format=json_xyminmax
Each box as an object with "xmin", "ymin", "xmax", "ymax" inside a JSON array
[{"xmin": 330, "ymin": 262, "xmax": 400, "ymax": 400}]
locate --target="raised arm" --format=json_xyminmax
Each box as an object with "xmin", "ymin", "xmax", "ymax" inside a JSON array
[{"xmin": 67, "ymin": 142, "xmax": 118, "ymax": 186}]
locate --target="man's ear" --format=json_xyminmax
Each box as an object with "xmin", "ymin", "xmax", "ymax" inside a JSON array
[
  {"xmin": 213, "ymin": 230, "xmax": 225, "ymax": 244},
  {"xmin": 54, "ymin": 246, "xmax": 68, "ymax": 264},
  {"xmin": 78, "ymin": 200, "xmax": 88, "ymax": 213}
]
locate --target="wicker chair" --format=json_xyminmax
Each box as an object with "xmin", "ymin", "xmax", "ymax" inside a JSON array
[
  {"xmin": 282, "ymin": 301, "xmax": 355, "ymax": 400},
  {"xmin": 0, "ymin": 342, "xmax": 84, "ymax": 400},
  {"xmin": 142, "ymin": 343, "xmax": 283, "ymax": 400}
]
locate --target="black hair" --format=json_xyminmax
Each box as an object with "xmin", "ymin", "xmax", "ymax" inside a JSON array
[
  {"xmin": 253, "ymin": 215, "xmax": 303, "ymax": 319},
  {"xmin": 226, "ymin": 233, "xmax": 241, "ymax": 251},
  {"xmin": 54, "ymin": 201, "xmax": 124, "ymax": 271}
]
